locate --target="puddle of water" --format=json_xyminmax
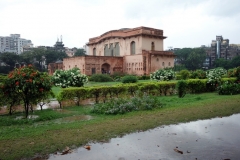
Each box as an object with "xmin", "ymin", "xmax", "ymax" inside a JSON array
[
  {"xmin": 35, "ymin": 100, "xmax": 60, "ymax": 110},
  {"xmin": 48, "ymin": 114, "xmax": 240, "ymax": 160},
  {"xmin": 61, "ymin": 115, "xmax": 92, "ymax": 122},
  {"xmin": 15, "ymin": 115, "xmax": 39, "ymax": 120}
]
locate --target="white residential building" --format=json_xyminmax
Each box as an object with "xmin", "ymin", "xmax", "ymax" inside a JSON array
[{"xmin": 0, "ymin": 34, "xmax": 33, "ymax": 54}]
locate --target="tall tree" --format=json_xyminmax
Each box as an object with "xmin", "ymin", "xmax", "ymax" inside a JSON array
[
  {"xmin": 0, "ymin": 52, "xmax": 20, "ymax": 68},
  {"xmin": 231, "ymin": 56, "xmax": 240, "ymax": 68},
  {"xmin": 44, "ymin": 50, "xmax": 68, "ymax": 65},
  {"xmin": 0, "ymin": 65, "xmax": 52, "ymax": 118},
  {"xmin": 74, "ymin": 48, "xmax": 86, "ymax": 57},
  {"xmin": 175, "ymin": 48, "xmax": 206, "ymax": 70},
  {"xmin": 185, "ymin": 48, "xmax": 206, "ymax": 70},
  {"xmin": 174, "ymin": 48, "xmax": 192, "ymax": 65},
  {"xmin": 214, "ymin": 58, "xmax": 231, "ymax": 69},
  {"xmin": 19, "ymin": 51, "xmax": 35, "ymax": 65}
]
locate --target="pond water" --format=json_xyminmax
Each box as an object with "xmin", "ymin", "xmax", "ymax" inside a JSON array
[{"xmin": 48, "ymin": 114, "xmax": 240, "ymax": 160}]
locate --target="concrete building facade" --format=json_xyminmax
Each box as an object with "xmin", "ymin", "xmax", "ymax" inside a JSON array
[
  {"xmin": 49, "ymin": 26, "xmax": 175, "ymax": 76},
  {"xmin": 207, "ymin": 36, "xmax": 240, "ymax": 67},
  {"xmin": 0, "ymin": 34, "xmax": 33, "ymax": 54}
]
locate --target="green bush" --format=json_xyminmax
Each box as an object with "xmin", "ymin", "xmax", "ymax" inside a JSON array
[
  {"xmin": 121, "ymin": 75, "xmax": 138, "ymax": 83},
  {"xmin": 176, "ymin": 80, "xmax": 188, "ymax": 98},
  {"xmin": 175, "ymin": 74, "xmax": 182, "ymax": 80},
  {"xmin": 218, "ymin": 81, "xmax": 240, "ymax": 95},
  {"xmin": 0, "ymin": 74, "xmax": 7, "ymax": 83},
  {"xmin": 52, "ymin": 68, "xmax": 88, "ymax": 88},
  {"xmin": 111, "ymin": 72, "xmax": 124, "ymax": 81},
  {"xmin": 91, "ymin": 94, "xmax": 162, "ymax": 115},
  {"xmin": 179, "ymin": 70, "xmax": 190, "ymax": 80},
  {"xmin": 190, "ymin": 69, "xmax": 206, "ymax": 79},
  {"xmin": 187, "ymin": 79, "xmax": 207, "ymax": 93},
  {"xmin": 89, "ymin": 74, "xmax": 113, "ymax": 82},
  {"xmin": 138, "ymin": 75, "xmax": 150, "ymax": 80},
  {"xmin": 150, "ymin": 68, "xmax": 175, "ymax": 81}
]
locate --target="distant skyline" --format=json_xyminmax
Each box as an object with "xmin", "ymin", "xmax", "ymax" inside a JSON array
[{"xmin": 0, "ymin": 0, "xmax": 240, "ymax": 49}]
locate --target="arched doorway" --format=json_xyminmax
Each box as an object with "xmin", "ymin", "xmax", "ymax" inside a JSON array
[{"xmin": 101, "ymin": 63, "xmax": 110, "ymax": 74}]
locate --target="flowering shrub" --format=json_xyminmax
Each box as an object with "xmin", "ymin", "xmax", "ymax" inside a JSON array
[
  {"xmin": 206, "ymin": 67, "xmax": 227, "ymax": 86},
  {"xmin": 150, "ymin": 68, "xmax": 175, "ymax": 81},
  {"xmin": 0, "ymin": 65, "xmax": 52, "ymax": 117},
  {"xmin": 52, "ymin": 68, "xmax": 88, "ymax": 88},
  {"xmin": 218, "ymin": 81, "xmax": 240, "ymax": 95},
  {"xmin": 91, "ymin": 94, "xmax": 162, "ymax": 114}
]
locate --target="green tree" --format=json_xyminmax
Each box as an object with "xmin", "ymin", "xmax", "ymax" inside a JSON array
[
  {"xmin": 0, "ymin": 52, "xmax": 20, "ymax": 68},
  {"xmin": 187, "ymin": 48, "xmax": 206, "ymax": 70},
  {"xmin": 214, "ymin": 58, "xmax": 231, "ymax": 69},
  {"xmin": 44, "ymin": 50, "xmax": 68, "ymax": 65},
  {"xmin": 175, "ymin": 48, "xmax": 206, "ymax": 70},
  {"xmin": 231, "ymin": 56, "xmax": 240, "ymax": 68},
  {"xmin": 74, "ymin": 48, "xmax": 86, "ymax": 57},
  {"xmin": 32, "ymin": 48, "xmax": 46, "ymax": 71},
  {"xmin": 0, "ymin": 65, "xmax": 52, "ymax": 118},
  {"xmin": 19, "ymin": 51, "xmax": 35, "ymax": 65},
  {"xmin": 174, "ymin": 48, "xmax": 192, "ymax": 65}
]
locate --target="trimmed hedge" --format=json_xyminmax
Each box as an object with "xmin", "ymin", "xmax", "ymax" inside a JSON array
[
  {"xmin": 122, "ymin": 75, "xmax": 138, "ymax": 83},
  {"xmin": 56, "ymin": 77, "xmax": 238, "ymax": 106},
  {"xmin": 89, "ymin": 74, "xmax": 113, "ymax": 82}
]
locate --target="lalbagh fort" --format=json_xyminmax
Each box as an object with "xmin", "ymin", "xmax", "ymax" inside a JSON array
[{"xmin": 48, "ymin": 26, "xmax": 176, "ymax": 75}]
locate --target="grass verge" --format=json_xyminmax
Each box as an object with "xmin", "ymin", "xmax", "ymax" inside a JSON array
[{"xmin": 0, "ymin": 93, "xmax": 240, "ymax": 160}]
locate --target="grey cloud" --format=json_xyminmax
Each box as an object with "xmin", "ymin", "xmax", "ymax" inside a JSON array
[
  {"xmin": 123, "ymin": 0, "xmax": 208, "ymax": 19},
  {"xmin": 205, "ymin": 0, "xmax": 240, "ymax": 17}
]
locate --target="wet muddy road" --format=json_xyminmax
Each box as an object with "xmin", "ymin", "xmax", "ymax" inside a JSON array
[{"xmin": 49, "ymin": 114, "xmax": 240, "ymax": 160}]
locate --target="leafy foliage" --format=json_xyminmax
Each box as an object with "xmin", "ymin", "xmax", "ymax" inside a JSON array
[
  {"xmin": 190, "ymin": 69, "xmax": 206, "ymax": 79},
  {"xmin": 121, "ymin": 75, "xmax": 138, "ymax": 83},
  {"xmin": 176, "ymin": 80, "xmax": 188, "ymax": 98},
  {"xmin": 0, "ymin": 65, "xmax": 52, "ymax": 117},
  {"xmin": 89, "ymin": 74, "xmax": 113, "ymax": 82},
  {"xmin": 0, "ymin": 52, "xmax": 19, "ymax": 68},
  {"xmin": 218, "ymin": 81, "xmax": 240, "ymax": 95},
  {"xmin": 179, "ymin": 69, "xmax": 190, "ymax": 80},
  {"xmin": 150, "ymin": 68, "xmax": 175, "ymax": 81},
  {"xmin": 74, "ymin": 48, "xmax": 86, "ymax": 56},
  {"xmin": 91, "ymin": 94, "xmax": 162, "ymax": 114},
  {"xmin": 206, "ymin": 67, "xmax": 227, "ymax": 86},
  {"xmin": 52, "ymin": 68, "xmax": 88, "ymax": 88},
  {"xmin": 174, "ymin": 48, "xmax": 206, "ymax": 70}
]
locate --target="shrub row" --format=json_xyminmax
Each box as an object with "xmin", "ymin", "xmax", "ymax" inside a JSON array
[
  {"xmin": 57, "ymin": 81, "xmax": 176, "ymax": 106},
  {"xmin": 57, "ymin": 78, "xmax": 238, "ymax": 106}
]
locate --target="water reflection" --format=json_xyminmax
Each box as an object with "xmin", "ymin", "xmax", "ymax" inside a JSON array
[{"xmin": 49, "ymin": 114, "xmax": 240, "ymax": 160}]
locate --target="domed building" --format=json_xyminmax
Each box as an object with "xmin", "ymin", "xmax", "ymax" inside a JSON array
[{"xmin": 51, "ymin": 26, "xmax": 175, "ymax": 76}]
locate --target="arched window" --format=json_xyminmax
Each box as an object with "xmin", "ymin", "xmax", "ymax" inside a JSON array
[
  {"xmin": 151, "ymin": 42, "xmax": 155, "ymax": 51},
  {"xmin": 130, "ymin": 41, "xmax": 135, "ymax": 55},
  {"xmin": 93, "ymin": 48, "xmax": 96, "ymax": 56},
  {"xmin": 114, "ymin": 42, "xmax": 120, "ymax": 56},
  {"xmin": 162, "ymin": 62, "xmax": 165, "ymax": 67},
  {"xmin": 104, "ymin": 44, "xmax": 109, "ymax": 56},
  {"xmin": 168, "ymin": 62, "xmax": 171, "ymax": 66}
]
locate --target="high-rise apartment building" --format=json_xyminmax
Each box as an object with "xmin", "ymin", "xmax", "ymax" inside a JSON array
[
  {"xmin": 0, "ymin": 34, "xmax": 33, "ymax": 54},
  {"xmin": 206, "ymin": 36, "xmax": 240, "ymax": 67}
]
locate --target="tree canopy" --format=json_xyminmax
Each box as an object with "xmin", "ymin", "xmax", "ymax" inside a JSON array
[
  {"xmin": 175, "ymin": 48, "xmax": 206, "ymax": 70},
  {"xmin": 0, "ymin": 52, "xmax": 19, "ymax": 68},
  {"xmin": 74, "ymin": 48, "xmax": 86, "ymax": 57},
  {"xmin": 0, "ymin": 65, "xmax": 53, "ymax": 117}
]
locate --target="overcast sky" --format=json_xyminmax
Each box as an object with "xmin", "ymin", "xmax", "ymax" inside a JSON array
[{"xmin": 0, "ymin": 0, "xmax": 239, "ymax": 50}]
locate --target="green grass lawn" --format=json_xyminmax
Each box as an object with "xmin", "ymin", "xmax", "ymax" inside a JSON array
[{"xmin": 1, "ymin": 93, "xmax": 240, "ymax": 160}]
